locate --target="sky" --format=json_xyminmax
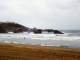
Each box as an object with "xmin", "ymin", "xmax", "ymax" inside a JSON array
[{"xmin": 0, "ymin": 0, "xmax": 80, "ymax": 30}]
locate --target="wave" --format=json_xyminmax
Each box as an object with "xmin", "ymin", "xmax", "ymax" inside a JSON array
[
  {"xmin": 0, "ymin": 33, "xmax": 80, "ymax": 41},
  {"xmin": 0, "ymin": 30, "xmax": 80, "ymax": 48}
]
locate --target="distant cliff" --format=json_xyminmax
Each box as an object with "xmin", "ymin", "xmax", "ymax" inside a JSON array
[{"xmin": 0, "ymin": 22, "xmax": 29, "ymax": 32}]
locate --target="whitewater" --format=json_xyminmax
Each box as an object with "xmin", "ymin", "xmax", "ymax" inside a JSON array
[{"xmin": 0, "ymin": 30, "xmax": 80, "ymax": 48}]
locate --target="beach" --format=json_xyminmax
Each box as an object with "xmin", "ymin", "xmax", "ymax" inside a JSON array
[{"xmin": 0, "ymin": 42, "xmax": 80, "ymax": 60}]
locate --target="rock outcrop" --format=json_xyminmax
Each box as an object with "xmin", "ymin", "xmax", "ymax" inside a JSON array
[
  {"xmin": 13, "ymin": 28, "xmax": 23, "ymax": 33},
  {"xmin": 33, "ymin": 29, "xmax": 42, "ymax": 34},
  {"xmin": 0, "ymin": 22, "xmax": 29, "ymax": 32},
  {"xmin": 0, "ymin": 26, "xmax": 7, "ymax": 33},
  {"xmin": 44, "ymin": 29, "xmax": 63, "ymax": 34},
  {"xmin": 44, "ymin": 29, "xmax": 54, "ymax": 33},
  {"xmin": 53, "ymin": 30, "xmax": 64, "ymax": 34}
]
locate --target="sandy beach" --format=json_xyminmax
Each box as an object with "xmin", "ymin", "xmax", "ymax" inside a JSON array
[{"xmin": 0, "ymin": 42, "xmax": 80, "ymax": 60}]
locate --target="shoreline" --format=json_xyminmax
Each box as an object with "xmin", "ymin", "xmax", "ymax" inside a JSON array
[
  {"xmin": 0, "ymin": 40, "xmax": 80, "ymax": 49},
  {"xmin": 0, "ymin": 42, "xmax": 80, "ymax": 60}
]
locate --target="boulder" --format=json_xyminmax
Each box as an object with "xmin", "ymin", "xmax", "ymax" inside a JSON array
[
  {"xmin": 33, "ymin": 29, "xmax": 42, "ymax": 34},
  {"xmin": 13, "ymin": 28, "xmax": 23, "ymax": 33},
  {"xmin": 53, "ymin": 30, "xmax": 64, "ymax": 34}
]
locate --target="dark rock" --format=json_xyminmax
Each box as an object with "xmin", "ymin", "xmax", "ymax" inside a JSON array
[
  {"xmin": 13, "ymin": 28, "xmax": 23, "ymax": 33},
  {"xmin": 44, "ymin": 29, "xmax": 53, "ymax": 33},
  {"xmin": 43, "ymin": 29, "xmax": 64, "ymax": 34},
  {"xmin": 0, "ymin": 26, "xmax": 7, "ymax": 33},
  {"xmin": 33, "ymin": 29, "xmax": 42, "ymax": 34},
  {"xmin": 0, "ymin": 22, "xmax": 29, "ymax": 32},
  {"xmin": 44, "ymin": 29, "xmax": 54, "ymax": 33},
  {"xmin": 53, "ymin": 30, "xmax": 64, "ymax": 34}
]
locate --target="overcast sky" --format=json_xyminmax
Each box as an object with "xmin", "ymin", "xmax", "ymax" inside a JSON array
[{"xmin": 0, "ymin": 0, "xmax": 80, "ymax": 30}]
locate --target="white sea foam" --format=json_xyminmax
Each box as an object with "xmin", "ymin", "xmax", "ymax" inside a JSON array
[
  {"xmin": 8, "ymin": 32, "xmax": 13, "ymax": 34},
  {"xmin": 0, "ymin": 32, "xmax": 80, "ymax": 48},
  {"xmin": 12, "ymin": 42, "xmax": 19, "ymax": 44},
  {"xmin": 26, "ymin": 34, "xmax": 80, "ymax": 41},
  {"xmin": 0, "ymin": 33, "xmax": 80, "ymax": 41},
  {"xmin": 4, "ymin": 41, "xmax": 11, "ymax": 43}
]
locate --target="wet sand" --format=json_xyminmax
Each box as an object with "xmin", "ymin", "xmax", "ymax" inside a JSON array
[{"xmin": 0, "ymin": 42, "xmax": 80, "ymax": 60}]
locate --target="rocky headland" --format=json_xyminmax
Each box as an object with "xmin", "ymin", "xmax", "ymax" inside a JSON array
[{"xmin": 0, "ymin": 21, "xmax": 63, "ymax": 34}]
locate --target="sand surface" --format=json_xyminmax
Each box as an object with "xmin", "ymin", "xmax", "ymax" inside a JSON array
[{"xmin": 0, "ymin": 42, "xmax": 80, "ymax": 60}]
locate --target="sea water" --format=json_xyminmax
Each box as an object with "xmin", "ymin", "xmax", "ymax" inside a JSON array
[{"xmin": 0, "ymin": 30, "xmax": 80, "ymax": 48}]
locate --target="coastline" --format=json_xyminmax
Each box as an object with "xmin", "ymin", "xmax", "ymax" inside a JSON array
[{"xmin": 0, "ymin": 42, "xmax": 80, "ymax": 60}]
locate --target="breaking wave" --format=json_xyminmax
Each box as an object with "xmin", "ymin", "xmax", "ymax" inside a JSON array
[{"xmin": 0, "ymin": 30, "xmax": 80, "ymax": 48}]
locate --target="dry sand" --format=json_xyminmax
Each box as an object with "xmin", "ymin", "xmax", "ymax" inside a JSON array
[{"xmin": 0, "ymin": 42, "xmax": 80, "ymax": 60}]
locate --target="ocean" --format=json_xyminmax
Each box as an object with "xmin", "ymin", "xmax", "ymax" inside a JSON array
[{"xmin": 0, "ymin": 30, "xmax": 80, "ymax": 48}]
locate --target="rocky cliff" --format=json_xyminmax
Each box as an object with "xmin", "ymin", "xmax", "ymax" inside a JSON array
[{"xmin": 0, "ymin": 22, "xmax": 29, "ymax": 32}]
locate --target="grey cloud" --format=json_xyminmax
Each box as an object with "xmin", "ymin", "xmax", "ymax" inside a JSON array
[
  {"xmin": 0, "ymin": 0, "xmax": 80, "ymax": 29},
  {"xmin": 0, "ymin": 4, "xmax": 8, "ymax": 10}
]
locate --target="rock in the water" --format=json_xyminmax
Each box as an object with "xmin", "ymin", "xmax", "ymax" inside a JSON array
[
  {"xmin": 33, "ymin": 29, "xmax": 42, "ymax": 34},
  {"xmin": 44, "ymin": 29, "xmax": 54, "ymax": 33},
  {"xmin": 53, "ymin": 30, "xmax": 64, "ymax": 34}
]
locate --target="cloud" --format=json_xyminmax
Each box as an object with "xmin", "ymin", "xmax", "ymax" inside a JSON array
[{"xmin": 0, "ymin": 0, "xmax": 80, "ymax": 29}]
